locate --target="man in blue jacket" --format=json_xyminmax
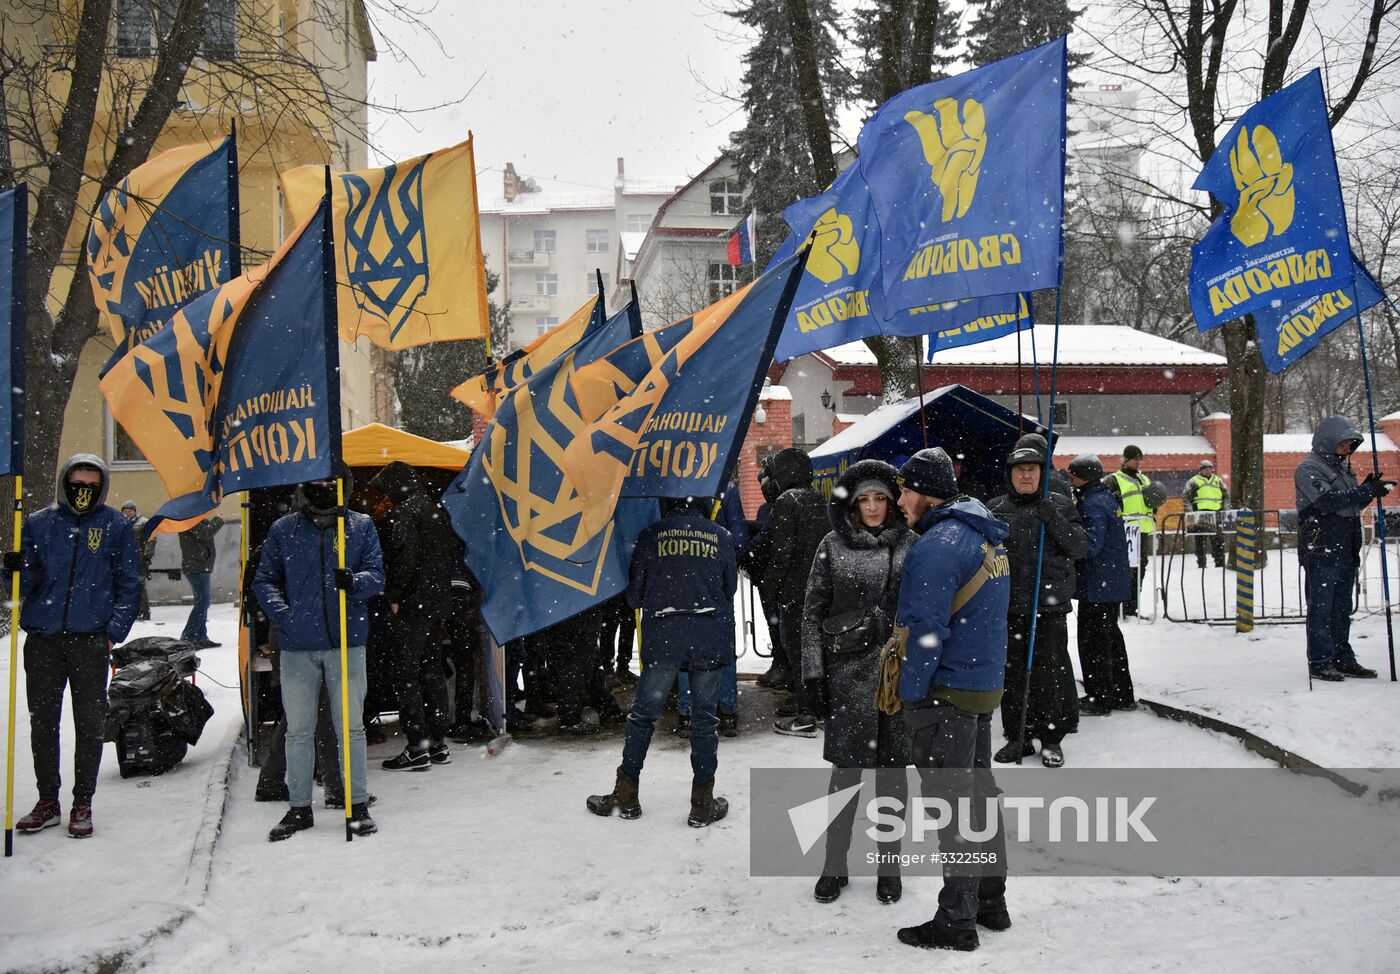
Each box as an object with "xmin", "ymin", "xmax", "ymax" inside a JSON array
[
  {"xmin": 1069, "ymin": 453, "xmax": 1136, "ymax": 714},
  {"xmin": 587, "ymin": 497, "xmax": 737, "ymax": 827},
  {"xmin": 255, "ymin": 467, "xmax": 385, "ymax": 840},
  {"xmin": 13, "ymin": 454, "xmax": 141, "ymax": 839},
  {"xmin": 892, "ymin": 448, "xmax": 1011, "ymax": 953},
  {"xmin": 1295, "ymin": 417, "xmax": 1393, "ymax": 681}
]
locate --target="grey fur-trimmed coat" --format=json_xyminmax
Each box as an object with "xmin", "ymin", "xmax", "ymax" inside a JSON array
[{"xmin": 800, "ymin": 460, "xmax": 916, "ymax": 769}]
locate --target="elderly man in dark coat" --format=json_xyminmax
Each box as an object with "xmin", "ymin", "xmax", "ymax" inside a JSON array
[
  {"xmin": 988, "ymin": 439, "xmax": 1089, "ymax": 768},
  {"xmin": 785, "ymin": 459, "xmax": 916, "ymax": 906}
]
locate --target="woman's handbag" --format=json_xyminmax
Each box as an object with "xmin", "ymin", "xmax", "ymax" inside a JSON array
[
  {"xmin": 875, "ymin": 541, "xmax": 1000, "ymax": 716},
  {"xmin": 821, "ymin": 548, "xmax": 895, "ymax": 656}
]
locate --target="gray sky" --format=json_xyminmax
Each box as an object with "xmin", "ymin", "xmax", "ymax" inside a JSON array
[{"xmin": 366, "ymin": 1, "xmax": 751, "ymax": 194}]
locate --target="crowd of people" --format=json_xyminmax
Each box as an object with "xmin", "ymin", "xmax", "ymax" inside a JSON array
[{"xmin": 4, "ymin": 412, "xmax": 1393, "ymax": 951}]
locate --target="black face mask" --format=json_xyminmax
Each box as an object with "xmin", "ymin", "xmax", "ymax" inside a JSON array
[
  {"xmin": 302, "ymin": 482, "xmax": 339, "ymax": 511},
  {"xmin": 65, "ymin": 480, "xmax": 100, "ymax": 515}
]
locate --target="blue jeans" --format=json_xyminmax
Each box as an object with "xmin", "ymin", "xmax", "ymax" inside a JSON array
[
  {"xmin": 1304, "ymin": 561, "xmax": 1358, "ymax": 668},
  {"xmin": 181, "ymin": 571, "xmax": 211, "ymax": 643},
  {"xmin": 677, "ymin": 661, "xmax": 737, "ymax": 716},
  {"xmin": 621, "ymin": 660, "xmax": 723, "ymax": 785},
  {"xmin": 281, "ymin": 647, "xmax": 368, "ymax": 808}
]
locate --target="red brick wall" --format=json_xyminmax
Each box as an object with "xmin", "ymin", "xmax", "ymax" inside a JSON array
[{"xmin": 735, "ymin": 395, "xmax": 793, "ymax": 518}]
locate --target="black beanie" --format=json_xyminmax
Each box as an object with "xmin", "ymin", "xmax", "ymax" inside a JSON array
[
  {"xmin": 898, "ymin": 448, "xmax": 957, "ymax": 499},
  {"xmin": 1123, "ymin": 444, "xmax": 1143, "ymax": 462}
]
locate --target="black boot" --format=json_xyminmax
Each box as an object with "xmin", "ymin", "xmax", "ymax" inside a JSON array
[
  {"xmin": 673, "ymin": 713, "xmax": 692, "ymax": 737},
  {"xmin": 1336, "ymin": 660, "xmax": 1378, "ymax": 678},
  {"xmin": 349, "ymin": 801, "xmax": 378, "ymax": 836},
  {"xmin": 993, "ymin": 740, "xmax": 1035, "ymax": 764},
  {"xmin": 756, "ymin": 663, "xmax": 791, "ymax": 690},
  {"xmin": 448, "ymin": 719, "xmax": 493, "ymax": 744},
  {"xmin": 719, "ymin": 712, "xmax": 738, "ymax": 738},
  {"xmin": 1078, "ymin": 695, "xmax": 1111, "ymax": 716},
  {"xmin": 897, "ymin": 918, "xmax": 979, "ymax": 951},
  {"xmin": 381, "ymin": 746, "xmax": 431, "ymax": 771},
  {"xmin": 876, "ymin": 875, "xmax": 903, "ymax": 904},
  {"xmin": 1309, "ymin": 666, "xmax": 1345, "ymax": 682},
  {"xmin": 687, "ymin": 780, "xmax": 729, "ymax": 827},
  {"xmin": 254, "ymin": 779, "xmax": 290, "ymax": 803},
  {"xmin": 977, "ymin": 899, "xmax": 1013, "ymax": 931},
  {"xmin": 268, "ymin": 806, "xmax": 314, "ymax": 842},
  {"xmin": 813, "ymin": 875, "xmax": 847, "ymax": 903},
  {"xmin": 587, "ymin": 769, "xmax": 641, "ymax": 819},
  {"xmin": 615, "ymin": 664, "xmax": 637, "ymax": 686}
]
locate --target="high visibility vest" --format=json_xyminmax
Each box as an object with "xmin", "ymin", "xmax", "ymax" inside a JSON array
[
  {"xmin": 1189, "ymin": 474, "xmax": 1224, "ymax": 511},
  {"xmin": 1112, "ymin": 469, "xmax": 1155, "ymax": 534}
]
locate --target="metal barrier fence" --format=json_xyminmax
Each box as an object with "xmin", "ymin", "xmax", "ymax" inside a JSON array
[{"xmin": 1157, "ymin": 509, "xmax": 1396, "ymax": 625}]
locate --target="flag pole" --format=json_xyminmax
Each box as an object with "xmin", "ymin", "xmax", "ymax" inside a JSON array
[
  {"xmin": 335, "ymin": 479, "xmax": 352, "ymax": 841},
  {"xmin": 4, "ymin": 474, "xmax": 21, "ymax": 857},
  {"xmin": 1354, "ymin": 286, "xmax": 1396, "ymax": 681},
  {"xmin": 914, "ymin": 340, "xmax": 929, "ymax": 449},
  {"xmin": 4, "ymin": 183, "xmax": 27, "ymax": 857}
]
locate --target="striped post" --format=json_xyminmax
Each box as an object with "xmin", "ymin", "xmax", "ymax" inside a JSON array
[{"xmin": 1235, "ymin": 509, "xmax": 1257, "ymax": 633}]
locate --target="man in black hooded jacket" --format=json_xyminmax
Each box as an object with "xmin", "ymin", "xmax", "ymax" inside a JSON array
[
  {"xmin": 758, "ymin": 448, "xmax": 828, "ymax": 695},
  {"xmin": 371, "ymin": 461, "xmax": 459, "ymax": 771}
]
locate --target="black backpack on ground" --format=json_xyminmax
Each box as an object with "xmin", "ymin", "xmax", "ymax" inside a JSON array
[{"xmin": 105, "ymin": 637, "xmax": 214, "ymax": 777}]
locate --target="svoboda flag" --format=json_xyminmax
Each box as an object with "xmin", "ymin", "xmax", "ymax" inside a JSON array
[
  {"xmin": 282, "ymin": 137, "xmax": 489, "ymax": 350},
  {"xmin": 100, "ymin": 197, "xmax": 339, "ymax": 533},
  {"xmin": 1251, "ymin": 261, "xmax": 1383, "ymax": 374},
  {"xmin": 451, "ymin": 294, "xmax": 603, "ymax": 419},
  {"xmin": 771, "ymin": 163, "xmax": 1030, "ymax": 362},
  {"xmin": 1189, "ymin": 71, "xmax": 1353, "ymax": 331},
  {"xmin": 86, "ymin": 137, "xmax": 237, "ymax": 369},
  {"xmin": 442, "ymin": 302, "xmax": 650, "ymax": 644},
  {"xmin": 0, "ymin": 185, "xmax": 26, "ymax": 476},
  {"xmin": 857, "ymin": 37, "xmax": 1068, "ymax": 313}
]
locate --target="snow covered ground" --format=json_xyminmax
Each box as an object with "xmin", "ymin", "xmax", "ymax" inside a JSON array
[{"xmin": 2, "ymin": 596, "xmax": 1399, "ymax": 972}]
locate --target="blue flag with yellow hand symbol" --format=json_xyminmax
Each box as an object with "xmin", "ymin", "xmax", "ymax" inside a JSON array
[
  {"xmin": 0, "ymin": 184, "xmax": 26, "ymax": 476},
  {"xmin": 443, "ymin": 301, "xmax": 651, "ymax": 644},
  {"xmin": 87, "ymin": 137, "xmax": 237, "ymax": 371},
  {"xmin": 1251, "ymin": 260, "xmax": 1383, "ymax": 374},
  {"xmin": 100, "ymin": 196, "xmax": 340, "ymax": 533},
  {"xmin": 1189, "ymin": 71, "xmax": 1353, "ymax": 331},
  {"xmin": 771, "ymin": 163, "xmax": 1030, "ymax": 361},
  {"xmin": 856, "ymin": 37, "xmax": 1067, "ymax": 313}
]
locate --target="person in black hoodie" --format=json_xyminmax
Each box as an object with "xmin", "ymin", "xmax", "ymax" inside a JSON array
[
  {"xmin": 747, "ymin": 471, "xmax": 785, "ymax": 687},
  {"xmin": 987, "ymin": 438, "xmax": 1089, "ymax": 768},
  {"xmin": 370, "ymin": 461, "xmax": 459, "ymax": 772},
  {"xmin": 758, "ymin": 448, "xmax": 828, "ymax": 697}
]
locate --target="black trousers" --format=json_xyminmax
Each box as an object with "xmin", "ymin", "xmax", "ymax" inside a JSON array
[
  {"xmin": 823, "ymin": 766, "xmax": 908, "ymax": 877},
  {"xmin": 25, "ymin": 631, "xmax": 109, "ymax": 804},
  {"xmin": 905, "ymin": 702, "xmax": 1008, "ymax": 929},
  {"xmin": 1194, "ymin": 530, "xmax": 1226, "ymax": 567},
  {"xmin": 555, "ymin": 604, "xmax": 610, "ymax": 722},
  {"xmin": 1076, "ymin": 602, "xmax": 1135, "ymax": 709},
  {"xmin": 393, "ymin": 601, "xmax": 451, "ymax": 748},
  {"xmin": 599, "ymin": 597, "xmax": 636, "ymax": 670},
  {"xmin": 1000, "ymin": 613, "xmax": 1079, "ymax": 745},
  {"xmin": 446, "ymin": 589, "xmax": 481, "ymax": 724}
]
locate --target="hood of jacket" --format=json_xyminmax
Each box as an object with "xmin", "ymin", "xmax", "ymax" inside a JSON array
[
  {"xmin": 766, "ymin": 447, "xmax": 814, "ymax": 494},
  {"xmin": 828, "ymin": 458, "xmax": 902, "ymax": 549},
  {"xmin": 57, "ymin": 453, "xmax": 111, "ymax": 515},
  {"xmin": 916, "ymin": 495, "xmax": 1011, "ymax": 545},
  {"xmin": 370, "ymin": 460, "xmax": 421, "ymax": 501},
  {"xmin": 1312, "ymin": 416, "xmax": 1364, "ymax": 458}
]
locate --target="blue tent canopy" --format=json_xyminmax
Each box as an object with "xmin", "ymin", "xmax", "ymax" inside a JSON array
[{"xmin": 808, "ymin": 384, "xmax": 1050, "ymax": 502}]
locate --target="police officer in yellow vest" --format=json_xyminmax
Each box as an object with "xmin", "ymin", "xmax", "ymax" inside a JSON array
[
  {"xmin": 1184, "ymin": 459, "xmax": 1231, "ymax": 568},
  {"xmin": 1107, "ymin": 446, "xmax": 1159, "ymax": 616}
]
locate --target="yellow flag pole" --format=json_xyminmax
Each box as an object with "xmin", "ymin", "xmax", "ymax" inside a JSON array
[
  {"xmin": 4, "ymin": 475, "xmax": 22, "ymax": 857},
  {"xmin": 336, "ymin": 478, "xmax": 352, "ymax": 842},
  {"xmin": 239, "ymin": 494, "xmax": 253, "ymax": 766}
]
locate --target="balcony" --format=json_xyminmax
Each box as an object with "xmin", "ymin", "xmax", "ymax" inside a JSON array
[
  {"xmin": 511, "ymin": 294, "xmax": 552, "ymax": 313},
  {"xmin": 507, "ymin": 249, "xmax": 551, "ymax": 267}
]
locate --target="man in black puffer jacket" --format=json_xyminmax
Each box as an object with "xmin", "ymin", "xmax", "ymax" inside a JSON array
[
  {"xmin": 987, "ymin": 439, "xmax": 1089, "ymax": 769},
  {"xmin": 370, "ymin": 462, "xmax": 460, "ymax": 771},
  {"xmin": 758, "ymin": 448, "xmax": 828, "ymax": 695}
]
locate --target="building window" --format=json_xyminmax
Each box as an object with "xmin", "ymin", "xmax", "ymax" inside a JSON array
[
  {"xmin": 116, "ymin": 0, "xmax": 237, "ymax": 59},
  {"xmin": 1052, "ymin": 400, "xmax": 1070, "ymax": 429},
  {"xmin": 708, "ymin": 262, "xmax": 739, "ymax": 303},
  {"xmin": 533, "ymin": 229, "xmax": 556, "ymax": 253},
  {"xmin": 535, "ymin": 273, "xmax": 558, "ymax": 297},
  {"xmin": 710, "ymin": 178, "xmax": 743, "ymax": 215},
  {"xmin": 536, "ymin": 316, "xmax": 559, "ymax": 336},
  {"xmin": 626, "ymin": 212, "xmax": 651, "ymax": 232},
  {"xmin": 587, "ymin": 272, "xmax": 611, "ymax": 292},
  {"xmin": 586, "ymin": 229, "xmax": 609, "ymax": 253},
  {"xmin": 792, "ymin": 414, "xmax": 806, "ymax": 445},
  {"xmin": 115, "ymin": 0, "xmax": 154, "ymax": 57},
  {"xmin": 104, "ymin": 406, "xmax": 150, "ymax": 468},
  {"xmin": 203, "ymin": 0, "xmax": 238, "ymax": 60}
]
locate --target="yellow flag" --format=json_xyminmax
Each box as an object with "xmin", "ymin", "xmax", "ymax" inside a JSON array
[
  {"xmin": 450, "ymin": 294, "xmax": 600, "ymax": 419},
  {"xmin": 281, "ymin": 136, "xmax": 488, "ymax": 350}
]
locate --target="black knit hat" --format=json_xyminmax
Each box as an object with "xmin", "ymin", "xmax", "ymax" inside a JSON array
[
  {"xmin": 1068, "ymin": 453, "xmax": 1105, "ymax": 483},
  {"xmin": 1123, "ymin": 444, "xmax": 1143, "ymax": 462},
  {"xmin": 898, "ymin": 448, "xmax": 957, "ymax": 499}
]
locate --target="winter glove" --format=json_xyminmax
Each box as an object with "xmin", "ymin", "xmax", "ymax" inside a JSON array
[
  {"xmin": 3, "ymin": 551, "xmax": 22, "ymax": 574},
  {"xmin": 1363, "ymin": 472, "xmax": 1397, "ymax": 498},
  {"xmin": 1035, "ymin": 498, "xmax": 1057, "ymax": 524},
  {"xmin": 334, "ymin": 568, "xmax": 355, "ymax": 593}
]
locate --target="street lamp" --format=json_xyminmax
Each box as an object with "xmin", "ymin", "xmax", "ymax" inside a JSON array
[{"xmin": 821, "ymin": 389, "xmax": 832, "ymax": 410}]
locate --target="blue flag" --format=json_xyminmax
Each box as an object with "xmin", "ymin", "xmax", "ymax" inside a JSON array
[
  {"xmin": 87, "ymin": 137, "xmax": 238, "ymax": 372},
  {"xmin": 443, "ymin": 301, "xmax": 654, "ymax": 644},
  {"xmin": 100, "ymin": 196, "xmax": 339, "ymax": 533},
  {"xmin": 926, "ymin": 292, "xmax": 1032, "ymax": 360},
  {"xmin": 1189, "ymin": 71, "xmax": 1353, "ymax": 331},
  {"xmin": 563, "ymin": 251, "xmax": 807, "ymax": 509},
  {"xmin": 856, "ymin": 37, "xmax": 1067, "ymax": 313},
  {"xmin": 1251, "ymin": 261, "xmax": 1384, "ymax": 373},
  {"xmin": 771, "ymin": 164, "xmax": 1030, "ymax": 361},
  {"xmin": 0, "ymin": 184, "xmax": 26, "ymax": 477}
]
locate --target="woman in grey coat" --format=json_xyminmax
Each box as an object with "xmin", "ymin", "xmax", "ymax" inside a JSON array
[{"xmin": 780, "ymin": 459, "xmax": 916, "ymax": 906}]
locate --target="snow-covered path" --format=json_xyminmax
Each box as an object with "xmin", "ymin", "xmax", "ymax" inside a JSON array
[{"xmin": 2, "ymin": 601, "xmax": 1399, "ymax": 972}]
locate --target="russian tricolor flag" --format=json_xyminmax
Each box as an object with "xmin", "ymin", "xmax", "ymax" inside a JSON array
[{"xmin": 726, "ymin": 209, "xmax": 757, "ymax": 266}]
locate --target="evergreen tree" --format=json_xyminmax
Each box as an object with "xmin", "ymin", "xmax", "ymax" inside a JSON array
[
  {"xmin": 727, "ymin": 0, "xmax": 850, "ymax": 265},
  {"xmin": 965, "ymin": 0, "xmax": 1082, "ymax": 71},
  {"xmin": 850, "ymin": 0, "xmax": 961, "ymax": 113},
  {"xmin": 391, "ymin": 267, "xmax": 508, "ymax": 442}
]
